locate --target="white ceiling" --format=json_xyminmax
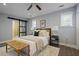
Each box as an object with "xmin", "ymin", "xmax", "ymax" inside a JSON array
[{"xmin": 0, "ymin": 3, "xmax": 76, "ymax": 18}]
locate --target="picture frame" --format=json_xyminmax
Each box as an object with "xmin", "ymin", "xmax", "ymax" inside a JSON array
[{"xmin": 40, "ymin": 20, "xmax": 46, "ymax": 28}]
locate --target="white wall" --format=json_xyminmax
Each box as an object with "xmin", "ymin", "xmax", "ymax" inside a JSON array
[
  {"xmin": 76, "ymin": 4, "xmax": 79, "ymax": 49},
  {"xmin": 0, "ymin": 14, "xmax": 12, "ymax": 42},
  {"xmin": 27, "ymin": 19, "xmax": 32, "ymax": 35},
  {"xmin": 27, "ymin": 7, "xmax": 76, "ymax": 48}
]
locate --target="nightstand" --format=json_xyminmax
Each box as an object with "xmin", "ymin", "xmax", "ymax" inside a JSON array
[{"xmin": 50, "ymin": 35, "xmax": 59, "ymax": 47}]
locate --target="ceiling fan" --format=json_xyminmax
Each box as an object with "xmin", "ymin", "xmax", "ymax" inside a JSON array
[{"xmin": 27, "ymin": 3, "xmax": 41, "ymax": 11}]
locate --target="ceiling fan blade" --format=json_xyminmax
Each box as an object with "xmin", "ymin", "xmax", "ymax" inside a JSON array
[
  {"xmin": 27, "ymin": 4, "xmax": 32, "ymax": 10},
  {"xmin": 36, "ymin": 5, "xmax": 41, "ymax": 10}
]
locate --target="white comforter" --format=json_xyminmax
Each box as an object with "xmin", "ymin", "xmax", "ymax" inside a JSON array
[{"xmin": 16, "ymin": 35, "xmax": 49, "ymax": 56}]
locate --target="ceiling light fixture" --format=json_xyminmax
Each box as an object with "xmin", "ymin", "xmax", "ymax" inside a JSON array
[{"xmin": 3, "ymin": 3, "xmax": 6, "ymax": 6}]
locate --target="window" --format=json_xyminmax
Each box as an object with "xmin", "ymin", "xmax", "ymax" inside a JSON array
[
  {"xmin": 31, "ymin": 20, "xmax": 36, "ymax": 30},
  {"xmin": 61, "ymin": 11, "xmax": 73, "ymax": 26}
]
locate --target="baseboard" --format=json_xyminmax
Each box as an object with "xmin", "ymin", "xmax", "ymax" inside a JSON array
[
  {"xmin": 0, "ymin": 41, "xmax": 7, "ymax": 45},
  {"xmin": 59, "ymin": 42, "xmax": 77, "ymax": 49},
  {"xmin": 0, "ymin": 42, "xmax": 6, "ymax": 47},
  {"xmin": 0, "ymin": 40, "xmax": 10, "ymax": 44},
  {"xmin": 0, "ymin": 41, "xmax": 5, "ymax": 44}
]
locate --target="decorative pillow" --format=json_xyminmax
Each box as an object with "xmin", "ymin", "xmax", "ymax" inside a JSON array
[
  {"xmin": 34, "ymin": 31, "xmax": 39, "ymax": 36},
  {"xmin": 33, "ymin": 30, "xmax": 39, "ymax": 35}
]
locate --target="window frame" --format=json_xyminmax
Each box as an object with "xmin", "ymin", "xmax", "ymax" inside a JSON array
[{"xmin": 60, "ymin": 11, "xmax": 73, "ymax": 27}]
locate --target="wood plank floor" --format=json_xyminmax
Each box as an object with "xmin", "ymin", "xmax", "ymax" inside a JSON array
[
  {"xmin": 58, "ymin": 45, "xmax": 79, "ymax": 56},
  {"xmin": 0, "ymin": 43, "xmax": 79, "ymax": 56}
]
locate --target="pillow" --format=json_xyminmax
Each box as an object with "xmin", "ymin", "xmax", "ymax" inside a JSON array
[
  {"xmin": 33, "ymin": 30, "xmax": 39, "ymax": 35},
  {"xmin": 39, "ymin": 30, "xmax": 49, "ymax": 37},
  {"xmin": 34, "ymin": 31, "xmax": 39, "ymax": 36}
]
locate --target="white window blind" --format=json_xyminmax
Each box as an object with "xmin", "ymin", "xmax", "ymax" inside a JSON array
[{"xmin": 61, "ymin": 11, "xmax": 73, "ymax": 26}]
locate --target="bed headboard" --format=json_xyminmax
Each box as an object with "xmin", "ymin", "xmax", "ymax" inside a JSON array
[{"xmin": 36, "ymin": 28, "xmax": 51, "ymax": 44}]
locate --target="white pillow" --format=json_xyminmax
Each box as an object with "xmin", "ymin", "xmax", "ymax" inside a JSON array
[{"xmin": 39, "ymin": 30, "xmax": 49, "ymax": 37}]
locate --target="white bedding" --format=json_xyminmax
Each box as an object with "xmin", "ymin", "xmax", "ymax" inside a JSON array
[{"xmin": 16, "ymin": 35, "xmax": 49, "ymax": 56}]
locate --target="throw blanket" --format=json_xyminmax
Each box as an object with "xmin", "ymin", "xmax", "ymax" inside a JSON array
[{"xmin": 27, "ymin": 37, "xmax": 44, "ymax": 51}]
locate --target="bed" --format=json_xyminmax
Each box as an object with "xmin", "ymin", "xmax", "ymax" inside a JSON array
[{"xmin": 16, "ymin": 28, "xmax": 51, "ymax": 56}]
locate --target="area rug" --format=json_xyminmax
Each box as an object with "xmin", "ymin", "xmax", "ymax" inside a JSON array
[
  {"xmin": 38, "ymin": 45, "xmax": 60, "ymax": 56},
  {"xmin": 0, "ymin": 45, "xmax": 60, "ymax": 56}
]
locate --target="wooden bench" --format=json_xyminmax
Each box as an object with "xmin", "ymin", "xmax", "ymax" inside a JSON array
[{"xmin": 5, "ymin": 40, "xmax": 30, "ymax": 56}]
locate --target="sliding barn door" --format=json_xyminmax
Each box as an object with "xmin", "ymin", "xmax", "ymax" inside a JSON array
[
  {"xmin": 12, "ymin": 20, "xmax": 19, "ymax": 38},
  {"xmin": 12, "ymin": 20, "xmax": 27, "ymax": 38},
  {"xmin": 19, "ymin": 20, "xmax": 27, "ymax": 36}
]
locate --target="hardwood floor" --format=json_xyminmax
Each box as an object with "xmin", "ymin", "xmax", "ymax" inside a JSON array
[
  {"xmin": 58, "ymin": 45, "xmax": 79, "ymax": 56},
  {"xmin": 0, "ymin": 43, "xmax": 79, "ymax": 56}
]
